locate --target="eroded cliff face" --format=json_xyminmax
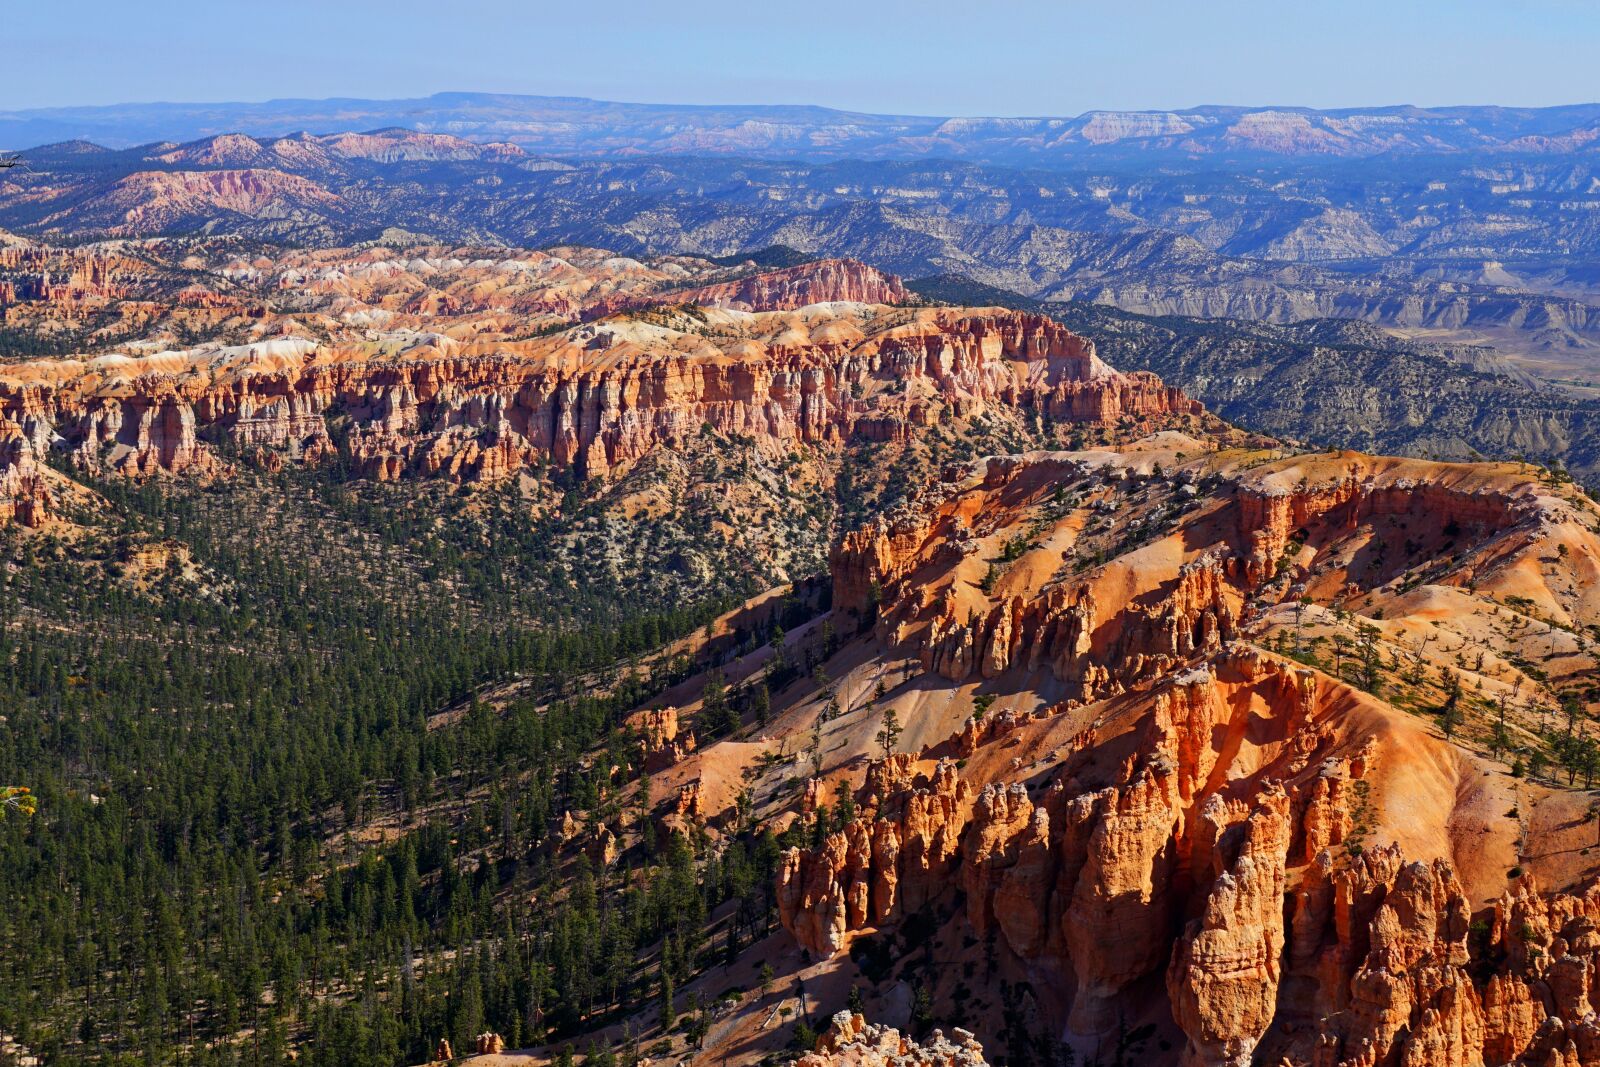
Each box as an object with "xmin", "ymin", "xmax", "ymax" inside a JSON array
[
  {"xmin": 0, "ymin": 423, "xmax": 54, "ymax": 527},
  {"xmin": 0, "ymin": 302, "xmax": 1199, "ymax": 513},
  {"xmin": 779, "ymin": 756, "xmax": 973, "ymax": 957},
  {"xmin": 779, "ymin": 651, "xmax": 1336, "ymax": 1050},
  {"xmin": 765, "ymin": 446, "xmax": 1600, "ymax": 1067},
  {"xmin": 0, "ymin": 243, "xmax": 138, "ymax": 308},
  {"xmin": 1167, "ymin": 783, "xmax": 1292, "ymax": 1067},
  {"xmin": 628, "ymin": 706, "xmax": 697, "ymax": 773},
  {"xmin": 778, "ymin": 658, "xmax": 1600, "ymax": 1067},
  {"xmin": 0, "ymin": 244, "xmax": 1214, "ymax": 531}
]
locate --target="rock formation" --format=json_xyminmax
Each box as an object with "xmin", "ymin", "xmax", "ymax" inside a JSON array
[
  {"xmin": 799, "ymin": 1012, "xmax": 988, "ymax": 1067},
  {"xmin": 0, "ymin": 423, "xmax": 55, "ymax": 526},
  {"xmin": 1167, "ymin": 786, "xmax": 1292, "ymax": 1067},
  {"xmin": 770, "ymin": 445, "xmax": 1600, "ymax": 1067},
  {"xmin": 581, "ymin": 258, "xmax": 909, "ymax": 318},
  {"xmin": 629, "ymin": 706, "xmax": 697, "ymax": 772},
  {"xmin": 778, "ymin": 757, "xmax": 972, "ymax": 956},
  {"xmin": 0, "ymin": 273, "xmax": 1201, "ymax": 517}
]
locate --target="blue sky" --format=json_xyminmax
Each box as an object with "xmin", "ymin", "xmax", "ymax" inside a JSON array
[{"xmin": 6, "ymin": 0, "xmax": 1597, "ymax": 114}]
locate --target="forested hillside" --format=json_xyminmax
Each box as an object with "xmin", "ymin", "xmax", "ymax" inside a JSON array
[{"xmin": 0, "ymin": 459, "xmax": 799, "ymax": 1065}]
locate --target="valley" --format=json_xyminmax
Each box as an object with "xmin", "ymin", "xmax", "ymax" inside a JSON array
[
  {"xmin": 1, "ymin": 69, "xmax": 1599, "ymax": 1067},
  {"xmin": 1, "ymin": 234, "xmax": 1598, "ymax": 1067}
]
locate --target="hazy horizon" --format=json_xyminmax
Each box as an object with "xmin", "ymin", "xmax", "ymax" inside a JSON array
[
  {"xmin": 7, "ymin": 89, "xmax": 1600, "ymax": 122},
  {"xmin": 8, "ymin": 0, "xmax": 1599, "ymax": 116}
]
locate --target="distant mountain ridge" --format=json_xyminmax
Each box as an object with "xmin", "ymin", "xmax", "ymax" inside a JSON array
[{"xmin": 6, "ymin": 91, "xmax": 1600, "ymax": 161}]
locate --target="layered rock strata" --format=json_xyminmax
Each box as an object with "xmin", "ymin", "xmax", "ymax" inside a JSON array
[
  {"xmin": 581, "ymin": 258, "xmax": 910, "ymax": 318},
  {"xmin": 776, "ymin": 448, "xmax": 1600, "ymax": 1067},
  {"xmin": 0, "ymin": 307, "xmax": 1197, "ymax": 508}
]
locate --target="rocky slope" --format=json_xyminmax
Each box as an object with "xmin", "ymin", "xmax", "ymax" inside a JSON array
[
  {"xmin": 0, "ymin": 238, "xmax": 897, "ymax": 351},
  {"xmin": 7, "ymin": 231, "xmax": 1600, "ymax": 1067},
  {"xmin": 617, "ymin": 438, "xmax": 1600, "ymax": 1067},
  {"xmin": 11, "ymin": 235, "xmax": 1597, "ymax": 502},
  {"xmin": 0, "ymin": 305, "xmax": 1191, "ymax": 508},
  {"xmin": 580, "ymin": 258, "xmax": 910, "ymax": 318},
  {"xmin": 69, "ymin": 169, "xmax": 347, "ymax": 234},
  {"xmin": 799, "ymin": 1012, "xmax": 987, "ymax": 1067},
  {"xmin": 915, "ymin": 275, "xmax": 1600, "ymax": 487}
]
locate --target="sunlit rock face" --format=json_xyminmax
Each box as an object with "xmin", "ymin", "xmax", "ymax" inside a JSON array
[
  {"xmin": 0, "ymin": 246, "xmax": 1198, "ymax": 507},
  {"xmin": 773, "ymin": 442, "xmax": 1600, "ymax": 1067}
]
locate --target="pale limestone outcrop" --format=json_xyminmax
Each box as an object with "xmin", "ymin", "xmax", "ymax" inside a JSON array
[{"xmin": 799, "ymin": 1012, "xmax": 987, "ymax": 1067}]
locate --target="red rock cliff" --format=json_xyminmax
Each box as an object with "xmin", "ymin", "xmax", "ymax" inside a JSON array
[
  {"xmin": 781, "ymin": 449, "xmax": 1600, "ymax": 1067},
  {"xmin": 0, "ymin": 307, "xmax": 1200, "ymax": 495}
]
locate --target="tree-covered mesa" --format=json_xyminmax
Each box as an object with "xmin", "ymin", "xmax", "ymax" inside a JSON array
[{"xmin": 0, "ymin": 465, "xmax": 807, "ymax": 1067}]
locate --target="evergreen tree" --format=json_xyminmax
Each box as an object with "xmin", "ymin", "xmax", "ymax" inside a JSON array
[
  {"xmin": 877, "ymin": 706, "xmax": 901, "ymax": 758},
  {"xmin": 658, "ymin": 968, "xmax": 675, "ymax": 1032}
]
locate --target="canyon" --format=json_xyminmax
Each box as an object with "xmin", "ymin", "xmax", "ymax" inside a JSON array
[
  {"xmin": 633, "ymin": 439, "xmax": 1600, "ymax": 1067},
  {"xmin": 12, "ymin": 2, "xmax": 1600, "ymax": 1053},
  {"xmin": 7, "ymin": 128, "xmax": 1600, "ymax": 494},
  {"xmin": 3, "ymin": 229, "xmax": 1599, "ymax": 1067}
]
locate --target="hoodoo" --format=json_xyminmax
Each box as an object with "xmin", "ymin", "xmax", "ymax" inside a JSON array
[
  {"xmin": 762, "ymin": 445, "xmax": 1600, "ymax": 1066},
  {"xmin": 0, "ymin": 245, "xmax": 1202, "ymax": 516}
]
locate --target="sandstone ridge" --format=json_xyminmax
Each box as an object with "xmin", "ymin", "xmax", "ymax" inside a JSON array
[{"xmin": 745, "ymin": 445, "xmax": 1600, "ymax": 1067}]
